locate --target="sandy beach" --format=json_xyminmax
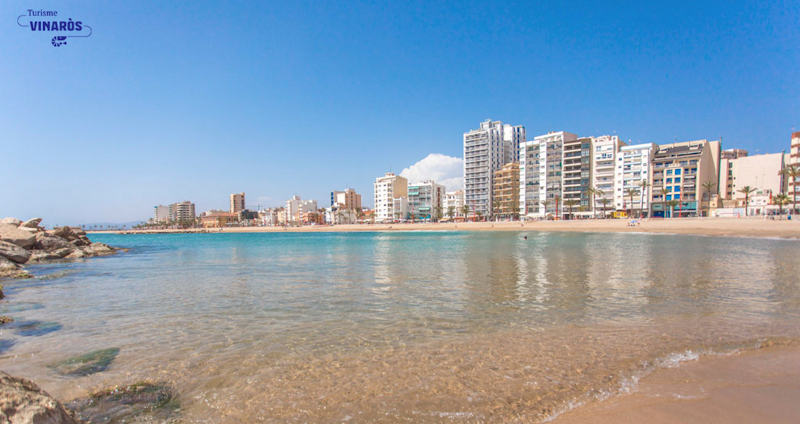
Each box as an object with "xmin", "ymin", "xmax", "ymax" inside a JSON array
[
  {"xmin": 95, "ymin": 217, "xmax": 800, "ymax": 239},
  {"xmin": 552, "ymin": 346, "xmax": 800, "ymax": 424}
]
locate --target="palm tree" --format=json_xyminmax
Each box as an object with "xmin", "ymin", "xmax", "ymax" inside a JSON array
[
  {"xmin": 355, "ymin": 207, "xmax": 363, "ymax": 223},
  {"xmin": 563, "ymin": 199, "xmax": 579, "ymax": 220},
  {"xmin": 774, "ymin": 193, "xmax": 790, "ymax": 218},
  {"xmin": 779, "ymin": 165, "xmax": 799, "ymax": 214},
  {"xmin": 446, "ymin": 206, "xmax": 455, "ymax": 220},
  {"xmin": 492, "ymin": 200, "xmax": 502, "ymax": 220},
  {"xmin": 475, "ymin": 211, "xmax": 483, "ymax": 222},
  {"xmin": 393, "ymin": 212, "xmax": 401, "ymax": 222},
  {"xmin": 540, "ymin": 199, "xmax": 551, "ymax": 220},
  {"xmin": 554, "ymin": 195, "xmax": 562, "ymax": 220},
  {"xmin": 510, "ymin": 199, "xmax": 520, "ymax": 221},
  {"xmin": 738, "ymin": 186, "xmax": 756, "ymax": 216},
  {"xmin": 638, "ymin": 180, "xmax": 650, "ymax": 218},
  {"xmin": 657, "ymin": 188, "xmax": 670, "ymax": 218},
  {"xmin": 624, "ymin": 188, "xmax": 640, "ymax": 219},
  {"xmin": 433, "ymin": 206, "xmax": 443, "ymax": 222},
  {"xmin": 461, "ymin": 205, "xmax": 470, "ymax": 220},
  {"xmin": 599, "ymin": 198, "xmax": 611, "ymax": 218},
  {"xmin": 588, "ymin": 187, "xmax": 603, "ymax": 219},
  {"xmin": 666, "ymin": 199, "xmax": 680, "ymax": 218},
  {"xmin": 701, "ymin": 181, "xmax": 717, "ymax": 218}
]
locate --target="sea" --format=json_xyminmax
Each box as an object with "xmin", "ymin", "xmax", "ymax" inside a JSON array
[{"xmin": 1, "ymin": 231, "xmax": 799, "ymax": 422}]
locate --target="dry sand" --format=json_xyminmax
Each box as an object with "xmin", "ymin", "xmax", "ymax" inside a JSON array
[
  {"xmin": 99, "ymin": 217, "xmax": 800, "ymax": 239},
  {"xmin": 552, "ymin": 347, "xmax": 800, "ymax": 424}
]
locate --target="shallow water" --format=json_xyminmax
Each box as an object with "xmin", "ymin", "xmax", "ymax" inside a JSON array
[{"xmin": 1, "ymin": 231, "xmax": 799, "ymax": 422}]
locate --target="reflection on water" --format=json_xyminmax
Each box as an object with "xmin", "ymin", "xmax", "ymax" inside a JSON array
[{"xmin": 1, "ymin": 231, "xmax": 799, "ymax": 422}]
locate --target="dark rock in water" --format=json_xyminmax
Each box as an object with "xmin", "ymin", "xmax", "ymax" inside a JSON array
[
  {"xmin": 0, "ymin": 339, "xmax": 15, "ymax": 355},
  {"xmin": 67, "ymin": 381, "xmax": 179, "ymax": 423},
  {"xmin": 0, "ymin": 316, "xmax": 13, "ymax": 324},
  {"xmin": 12, "ymin": 320, "xmax": 62, "ymax": 337},
  {"xmin": 49, "ymin": 348, "xmax": 120, "ymax": 377},
  {"xmin": 0, "ymin": 371, "xmax": 79, "ymax": 423}
]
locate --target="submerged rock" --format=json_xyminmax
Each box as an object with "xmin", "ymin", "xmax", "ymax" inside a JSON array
[
  {"xmin": 0, "ymin": 316, "xmax": 13, "ymax": 324},
  {"xmin": 12, "ymin": 320, "xmax": 63, "ymax": 337},
  {"xmin": 67, "ymin": 381, "xmax": 179, "ymax": 423},
  {"xmin": 49, "ymin": 348, "xmax": 120, "ymax": 377},
  {"xmin": 0, "ymin": 371, "xmax": 79, "ymax": 423}
]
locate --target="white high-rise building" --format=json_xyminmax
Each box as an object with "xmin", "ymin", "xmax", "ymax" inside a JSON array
[
  {"xmin": 153, "ymin": 205, "xmax": 170, "ymax": 223},
  {"xmin": 520, "ymin": 131, "xmax": 578, "ymax": 218},
  {"xmin": 591, "ymin": 135, "xmax": 626, "ymax": 217},
  {"xmin": 374, "ymin": 173, "xmax": 408, "ymax": 223},
  {"xmin": 463, "ymin": 119, "xmax": 525, "ymax": 217},
  {"xmin": 614, "ymin": 143, "xmax": 658, "ymax": 216}
]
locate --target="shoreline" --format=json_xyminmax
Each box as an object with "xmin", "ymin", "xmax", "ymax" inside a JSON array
[
  {"xmin": 89, "ymin": 217, "xmax": 800, "ymax": 239},
  {"xmin": 552, "ymin": 345, "xmax": 800, "ymax": 424}
]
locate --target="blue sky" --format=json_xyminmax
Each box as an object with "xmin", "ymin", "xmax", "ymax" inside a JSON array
[{"xmin": 1, "ymin": 0, "xmax": 798, "ymax": 225}]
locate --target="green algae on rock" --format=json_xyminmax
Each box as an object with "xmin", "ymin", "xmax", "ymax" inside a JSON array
[
  {"xmin": 66, "ymin": 381, "xmax": 179, "ymax": 423},
  {"xmin": 49, "ymin": 348, "xmax": 120, "ymax": 377}
]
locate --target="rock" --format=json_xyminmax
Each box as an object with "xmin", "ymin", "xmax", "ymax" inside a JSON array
[
  {"xmin": 52, "ymin": 227, "xmax": 77, "ymax": 241},
  {"xmin": 49, "ymin": 348, "xmax": 120, "ymax": 377},
  {"xmin": 0, "ymin": 241, "xmax": 32, "ymax": 264},
  {"xmin": 89, "ymin": 243, "xmax": 116, "ymax": 255},
  {"xmin": 66, "ymin": 381, "xmax": 178, "ymax": 423},
  {"xmin": 20, "ymin": 218, "xmax": 43, "ymax": 229},
  {"xmin": 75, "ymin": 230, "xmax": 87, "ymax": 236},
  {"xmin": 11, "ymin": 321, "xmax": 63, "ymax": 337},
  {"xmin": 0, "ymin": 316, "xmax": 13, "ymax": 324},
  {"xmin": 0, "ymin": 371, "xmax": 79, "ymax": 423},
  {"xmin": 0, "ymin": 224, "xmax": 36, "ymax": 249},
  {"xmin": 71, "ymin": 238, "xmax": 87, "ymax": 247},
  {"xmin": 65, "ymin": 249, "xmax": 86, "ymax": 259},
  {"xmin": 18, "ymin": 226, "xmax": 40, "ymax": 234},
  {"xmin": 0, "ymin": 218, "xmax": 22, "ymax": 226},
  {"xmin": 27, "ymin": 250, "xmax": 65, "ymax": 263},
  {"xmin": 34, "ymin": 233, "xmax": 75, "ymax": 252}
]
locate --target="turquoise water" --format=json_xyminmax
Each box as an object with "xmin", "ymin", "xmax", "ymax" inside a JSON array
[{"xmin": 1, "ymin": 231, "xmax": 799, "ymax": 422}]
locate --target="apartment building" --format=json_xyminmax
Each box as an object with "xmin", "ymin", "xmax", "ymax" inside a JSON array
[
  {"xmin": 230, "ymin": 192, "xmax": 245, "ymax": 214},
  {"xmin": 464, "ymin": 120, "xmax": 525, "ymax": 217},
  {"xmin": 408, "ymin": 180, "xmax": 445, "ymax": 220},
  {"xmin": 520, "ymin": 131, "xmax": 577, "ymax": 218},
  {"xmin": 153, "ymin": 205, "xmax": 170, "ymax": 223},
  {"xmin": 791, "ymin": 132, "xmax": 800, "ymax": 207},
  {"xmin": 169, "ymin": 201, "xmax": 196, "ymax": 222},
  {"xmin": 650, "ymin": 140, "xmax": 720, "ymax": 217},
  {"xmin": 719, "ymin": 149, "xmax": 749, "ymax": 200},
  {"xmin": 443, "ymin": 190, "xmax": 465, "ymax": 218},
  {"xmin": 562, "ymin": 137, "xmax": 592, "ymax": 218},
  {"xmin": 728, "ymin": 153, "xmax": 787, "ymax": 205},
  {"xmin": 492, "ymin": 163, "xmax": 520, "ymax": 218},
  {"xmin": 614, "ymin": 143, "xmax": 658, "ymax": 217},
  {"xmin": 330, "ymin": 188, "xmax": 362, "ymax": 210},
  {"xmin": 285, "ymin": 196, "xmax": 318, "ymax": 224},
  {"xmin": 591, "ymin": 136, "xmax": 626, "ymax": 217},
  {"xmin": 374, "ymin": 173, "xmax": 408, "ymax": 223}
]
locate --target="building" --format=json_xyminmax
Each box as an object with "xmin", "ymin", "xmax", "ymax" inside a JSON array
[
  {"xmin": 331, "ymin": 188, "xmax": 362, "ymax": 210},
  {"xmin": 520, "ymin": 131, "xmax": 578, "ymax": 218},
  {"xmin": 408, "ymin": 180, "xmax": 446, "ymax": 220},
  {"xmin": 374, "ymin": 173, "xmax": 408, "ymax": 223},
  {"xmin": 562, "ymin": 137, "xmax": 592, "ymax": 218},
  {"xmin": 443, "ymin": 190, "xmax": 465, "ymax": 219},
  {"xmin": 230, "ymin": 192, "xmax": 245, "ymax": 214},
  {"xmin": 464, "ymin": 119, "xmax": 525, "ymax": 217},
  {"xmin": 201, "ymin": 212, "xmax": 238, "ymax": 228},
  {"xmin": 614, "ymin": 143, "xmax": 658, "ymax": 218},
  {"xmin": 728, "ymin": 153, "xmax": 787, "ymax": 206},
  {"xmin": 492, "ymin": 163, "xmax": 520, "ymax": 219},
  {"xmin": 392, "ymin": 196, "xmax": 409, "ymax": 221},
  {"xmin": 285, "ymin": 196, "xmax": 318, "ymax": 225},
  {"xmin": 301, "ymin": 211, "xmax": 324, "ymax": 226},
  {"xmin": 325, "ymin": 207, "xmax": 357, "ymax": 225},
  {"xmin": 591, "ymin": 136, "xmax": 626, "ymax": 217},
  {"xmin": 719, "ymin": 149, "xmax": 749, "ymax": 200},
  {"xmin": 258, "ymin": 208, "xmax": 281, "ymax": 226},
  {"xmin": 153, "ymin": 205, "xmax": 170, "ymax": 223},
  {"xmin": 790, "ymin": 132, "xmax": 800, "ymax": 208},
  {"xmin": 650, "ymin": 140, "xmax": 721, "ymax": 218},
  {"xmin": 169, "ymin": 201, "xmax": 196, "ymax": 222}
]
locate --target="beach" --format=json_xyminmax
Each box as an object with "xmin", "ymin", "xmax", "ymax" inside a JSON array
[{"xmin": 98, "ymin": 217, "xmax": 800, "ymax": 239}]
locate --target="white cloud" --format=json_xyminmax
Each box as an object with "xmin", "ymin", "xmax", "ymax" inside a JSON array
[{"xmin": 400, "ymin": 154, "xmax": 463, "ymax": 192}]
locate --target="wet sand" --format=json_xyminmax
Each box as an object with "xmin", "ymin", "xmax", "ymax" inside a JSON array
[
  {"xmin": 94, "ymin": 217, "xmax": 800, "ymax": 239},
  {"xmin": 552, "ymin": 347, "xmax": 800, "ymax": 424}
]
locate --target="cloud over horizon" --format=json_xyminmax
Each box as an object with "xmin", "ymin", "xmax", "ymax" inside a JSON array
[{"xmin": 400, "ymin": 154, "xmax": 463, "ymax": 192}]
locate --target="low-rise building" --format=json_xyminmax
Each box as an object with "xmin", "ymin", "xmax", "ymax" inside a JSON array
[
  {"xmin": 202, "ymin": 212, "xmax": 238, "ymax": 228},
  {"xmin": 443, "ymin": 190, "xmax": 465, "ymax": 219},
  {"xmin": 285, "ymin": 196, "xmax": 318, "ymax": 225}
]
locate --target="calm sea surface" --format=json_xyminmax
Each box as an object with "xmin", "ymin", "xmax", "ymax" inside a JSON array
[{"xmin": 1, "ymin": 231, "xmax": 799, "ymax": 422}]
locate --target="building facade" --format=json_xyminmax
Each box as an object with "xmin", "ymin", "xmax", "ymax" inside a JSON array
[
  {"xmin": 153, "ymin": 205, "xmax": 170, "ymax": 223},
  {"xmin": 719, "ymin": 149, "xmax": 749, "ymax": 200},
  {"xmin": 230, "ymin": 192, "xmax": 245, "ymax": 214},
  {"xmin": 520, "ymin": 131, "xmax": 577, "ymax": 218},
  {"xmin": 650, "ymin": 140, "xmax": 720, "ymax": 217},
  {"xmin": 562, "ymin": 137, "xmax": 592, "ymax": 218},
  {"xmin": 492, "ymin": 162, "xmax": 520, "ymax": 218},
  {"xmin": 373, "ymin": 173, "xmax": 408, "ymax": 223},
  {"xmin": 591, "ymin": 135, "xmax": 625, "ymax": 217},
  {"xmin": 728, "ymin": 153, "xmax": 787, "ymax": 205},
  {"xmin": 615, "ymin": 143, "xmax": 658, "ymax": 217},
  {"xmin": 463, "ymin": 119, "xmax": 524, "ymax": 217},
  {"xmin": 790, "ymin": 132, "xmax": 800, "ymax": 207},
  {"xmin": 285, "ymin": 196, "xmax": 318, "ymax": 224},
  {"xmin": 408, "ymin": 180, "xmax": 446, "ymax": 220},
  {"xmin": 331, "ymin": 188, "xmax": 362, "ymax": 210},
  {"xmin": 169, "ymin": 201, "xmax": 196, "ymax": 222},
  {"xmin": 443, "ymin": 190, "xmax": 465, "ymax": 218}
]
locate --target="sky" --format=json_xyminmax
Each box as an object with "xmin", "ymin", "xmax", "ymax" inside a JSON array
[{"xmin": 1, "ymin": 0, "xmax": 798, "ymax": 225}]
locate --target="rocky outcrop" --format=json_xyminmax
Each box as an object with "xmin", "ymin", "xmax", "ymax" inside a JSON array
[
  {"xmin": 0, "ymin": 217, "xmax": 122, "ymax": 280},
  {"xmin": 0, "ymin": 371, "xmax": 79, "ymax": 423}
]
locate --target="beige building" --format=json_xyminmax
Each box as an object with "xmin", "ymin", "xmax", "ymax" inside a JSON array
[
  {"xmin": 719, "ymin": 149, "xmax": 748, "ymax": 200},
  {"xmin": 374, "ymin": 173, "xmax": 408, "ymax": 223},
  {"xmin": 202, "ymin": 212, "xmax": 238, "ymax": 228},
  {"xmin": 230, "ymin": 192, "xmax": 245, "ymax": 214},
  {"xmin": 331, "ymin": 188, "xmax": 362, "ymax": 211},
  {"xmin": 728, "ymin": 153, "xmax": 787, "ymax": 205},
  {"xmin": 791, "ymin": 132, "xmax": 800, "ymax": 206},
  {"xmin": 650, "ymin": 140, "xmax": 720, "ymax": 217},
  {"xmin": 492, "ymin": 163, "xmax": 520, "ymax": 219}
]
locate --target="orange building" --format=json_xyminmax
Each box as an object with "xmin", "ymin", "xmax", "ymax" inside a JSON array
[{"xmin": 202, "ymin": 212, "xmax": 239, "ymax": 228}]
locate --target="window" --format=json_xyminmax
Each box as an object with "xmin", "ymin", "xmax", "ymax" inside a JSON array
[
  {"xmin": 666, "ymin": 170, "xmax": 673, "ymax": 175},
  {"xmin": 675, "ymin": 177, "xmax": 681, "ymax": 183},
  {"xmin": 675, "ymin": 169, "xmax": 682, "ymax": 175},
  {"xmin": 674, "ymin": 186, "xmax": 681, "ymax": 192}
]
